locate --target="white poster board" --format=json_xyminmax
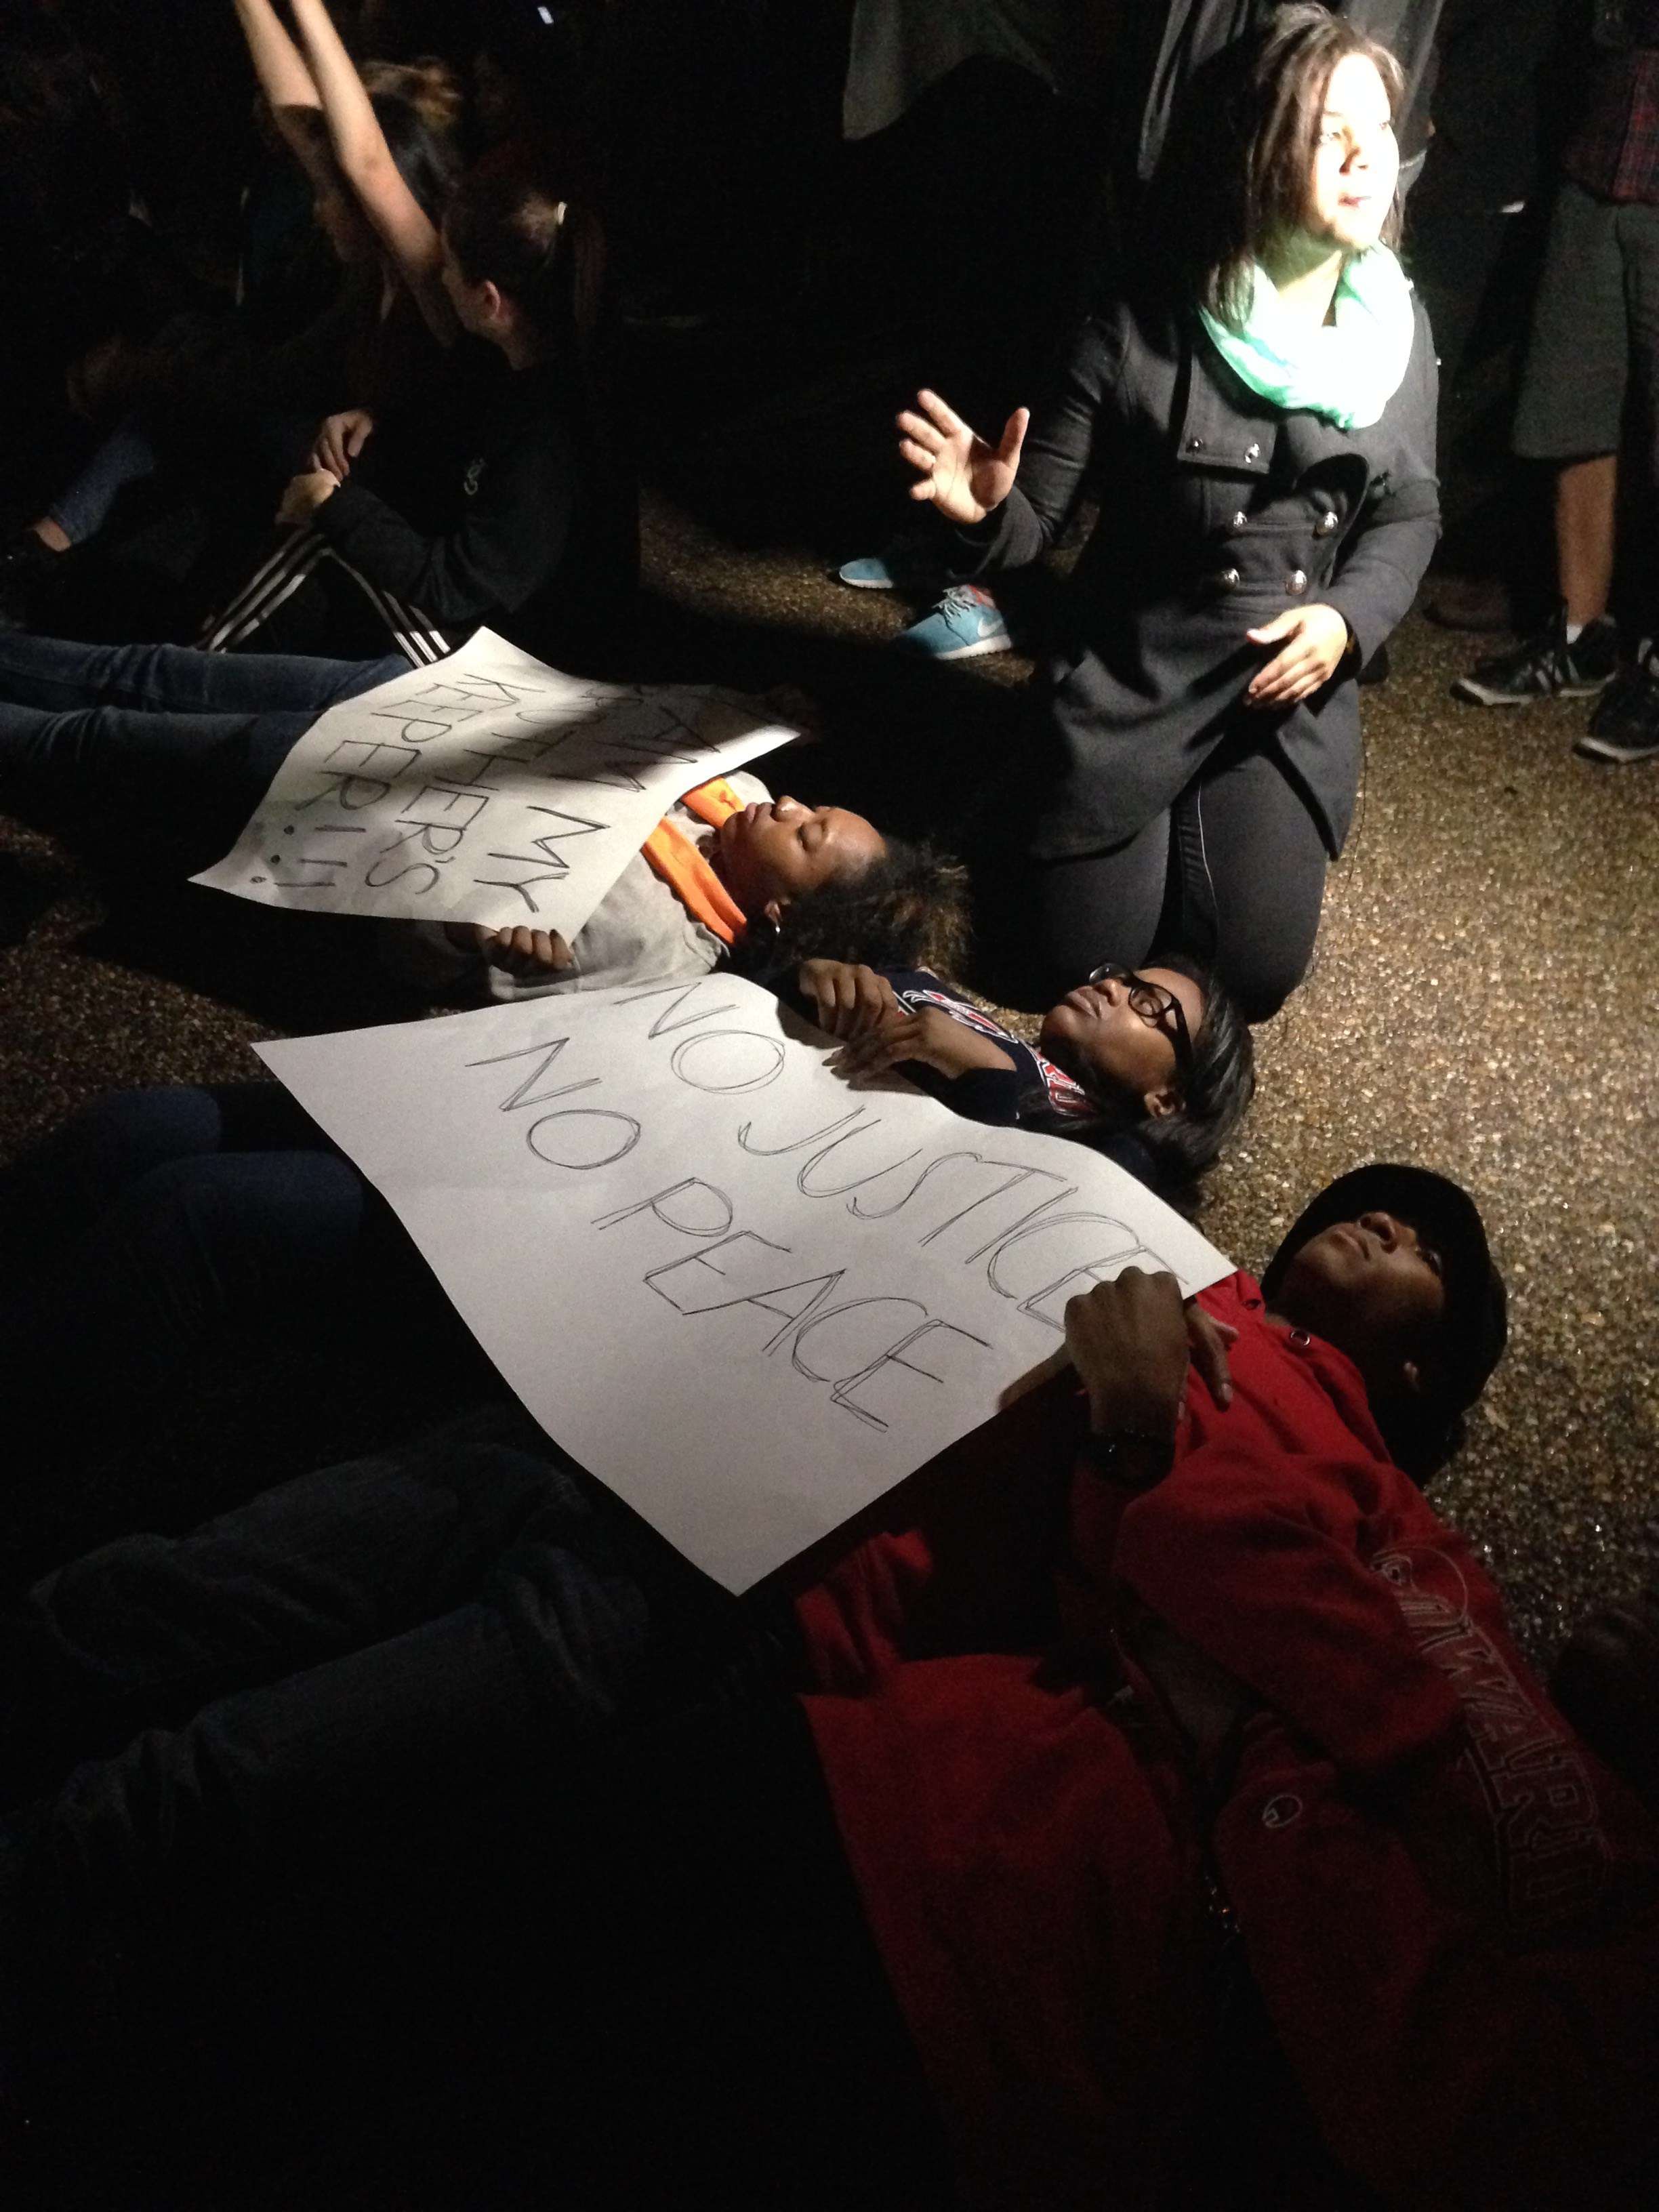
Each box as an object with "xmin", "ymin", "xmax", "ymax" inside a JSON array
[
  {"xmin": 194, "ymin": 630, "xmax": 796, "ymax": 935},
  {"xmin": 259, "ymin": 978, "xmax": 1231, "ymax": 1592}
]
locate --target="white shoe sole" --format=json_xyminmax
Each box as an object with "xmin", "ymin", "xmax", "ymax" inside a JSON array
[
  {"xmin": 1451, "ymin": 673, "xmax": 1612, "ymax": 706},
  {"xmin": 1574, "ymin": 732, "xmax": 1659, "ymax": 764},
  {"xmin": 899, "ymin": 632, "xmax": 1013, "ymax": 661},
  {"xmin": 836, "ymin": 570, "xmax": 896, "ymax": 590}
]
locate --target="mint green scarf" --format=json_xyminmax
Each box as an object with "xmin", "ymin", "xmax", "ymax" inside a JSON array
[{"xmin": 1197, "ymin": 246, "xmax": 1416, "ymax": 432}]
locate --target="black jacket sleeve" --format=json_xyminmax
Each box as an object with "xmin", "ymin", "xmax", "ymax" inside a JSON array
[
  {"xmin": 949, "ymin": 310, "xmax": 1134, "ymax": 579},
  {"xmin": 310, "ymin": 389, "xmax": 575, "ymax": 626}
]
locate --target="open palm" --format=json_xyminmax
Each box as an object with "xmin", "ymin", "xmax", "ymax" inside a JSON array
[{"xmin": 897, "ymin": 389, "xmax": 1029, "ymax": 527}]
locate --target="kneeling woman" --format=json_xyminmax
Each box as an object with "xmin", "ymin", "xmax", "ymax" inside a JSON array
[{"xmin": 898, "ymin": 4, "xmax": 1438, "ymax": 1019}]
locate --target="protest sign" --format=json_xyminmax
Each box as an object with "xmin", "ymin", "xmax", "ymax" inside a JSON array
[
  {"xmin": 193, "ymin": 630, "xmax": 797, "ymax": 935},
  {"xmin": 258, "ymin": 978, "xmax": 1231, "ymax": 1592}
]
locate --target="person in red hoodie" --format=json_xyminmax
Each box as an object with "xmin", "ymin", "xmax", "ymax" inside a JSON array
[{"xmin": 5, "ymin": 1164, "xmax": 1655, "ymax": 2208}]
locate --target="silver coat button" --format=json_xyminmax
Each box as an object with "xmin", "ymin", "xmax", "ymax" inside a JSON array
[
  {"xmin": 1216, "ymin": 567, "xmax": 1242, "ymax": 591},
  {"xmin": 1230, "ymin": 510, "xmax": 1248, "ymax": 531},
  {"xmin": 1186, "ymin": 434, "xmax": 1206, "ymax": 453},
  {"xmin": 1286, "ymin": 569, "xmax": 1309, "ymax": 594},
  {"xmin": 1244, "ymin": 440, "xmax": 1263, "ymax": 462},
  {"xmin": 1314, "ymin": 510, "xmax": 1340, "ymax": 537}
]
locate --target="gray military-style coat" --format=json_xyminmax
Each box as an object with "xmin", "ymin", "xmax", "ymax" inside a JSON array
[{"xmin": 956, "ymin": 288, "xmax": 1440, "ymax": 864}]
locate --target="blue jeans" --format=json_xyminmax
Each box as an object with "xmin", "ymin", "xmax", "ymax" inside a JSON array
[
  {"xmin": 44, "ymin": 401, "xmax": 317, "ymax": 547},
  {"xmin": 0, "ymin": 632, "xmax": 404, "ymax": 861},
  {"xmin": 43, "ymin": 415, "xmax": 164, "ymax": 546}
]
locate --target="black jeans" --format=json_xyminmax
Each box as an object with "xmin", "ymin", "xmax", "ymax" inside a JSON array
[
  {"xmin": 0, "ymin": 1410, "xmax": 949, "ymax": 2205},
  {"xmin": 1029, "ymin": 740, "xmax": 1330, "ymax": 1021},
  {"xmin": 0, "ymin": 1081, "xmax": 487, "ymax": 1570}
]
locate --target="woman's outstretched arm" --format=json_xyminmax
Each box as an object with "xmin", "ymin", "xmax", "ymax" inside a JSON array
[
  {"xmin": 232, "ymin": 0, "xmax": 331, "ymax": 184},
  {"xmin": 287, "ymin": 0, "xmax": 459, "ymax": 344}
]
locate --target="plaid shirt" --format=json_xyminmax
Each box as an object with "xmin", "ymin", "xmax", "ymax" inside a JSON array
[{"xmin": 1565, "ymin": 3, "xmax": 1659, "ymax": 203}]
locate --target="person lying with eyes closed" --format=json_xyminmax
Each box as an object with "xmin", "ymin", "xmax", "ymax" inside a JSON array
[
  {"xmin": 795, "ymin": 951, "xmax": 1254, "ymax": 1204},
  {"xmin": 401, "ymin": 783, "xmax": 963, "ymax": 1001}
]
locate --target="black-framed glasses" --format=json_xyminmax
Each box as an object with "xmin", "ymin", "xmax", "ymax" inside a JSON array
[{"xmin": 1087, "ymin": 962, "xmax": 1195, "ymax": 1075}]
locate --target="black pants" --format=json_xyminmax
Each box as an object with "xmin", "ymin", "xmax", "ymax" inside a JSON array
[
  {"xmin": 1030, "ymin": 741, "xmax": 1330, "ymax": 1022},
  {"xmin": 0, "ymin": 1410, "xmax": 949, "ymax": 2204}
]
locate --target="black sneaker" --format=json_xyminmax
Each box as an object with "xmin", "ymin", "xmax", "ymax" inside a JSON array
[
  {"xmin": 1576, "ymin": 642, "xmax": 1659, "ymax": 763},
  {"xmin": 1451, "ymin": 609, "xmax": 1620, "ymax": 705}
]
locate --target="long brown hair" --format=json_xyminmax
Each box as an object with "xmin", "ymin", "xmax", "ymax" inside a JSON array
[
  {"xmin": 1145, "ymin": 3, "xmax": 1405, "ymax": 325},
  {"xmin": 443, "ymin": 165, "xmax": 606, "ymax": 344}
]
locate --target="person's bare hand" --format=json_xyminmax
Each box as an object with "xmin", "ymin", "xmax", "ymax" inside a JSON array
[
  {"xmin": 830, "ymin": 1004, "xmax": 1017, "ymax": 1084},
  {"xmin": 275, "ymin": 467, "xmax": 340, "ymax": 527},
  {"xmin": 311, "ymin": 407, "xmax": 375, "ymax": 478},
  {"xmin": 1185, "ymin": 1300, "xmax": 1237, "ymax": 1411},
  {"xmin": 1245, "ymin": 604, "xmax": 1352, "ymax": 708},
  {"xmin": 1063, "ymin": 1269, "xmax": 1191, "ymax": 1442},
  {"xmin": 897, "ymin": 388, "xmax": 1029, "ymax": 527},
  {"xmin": 473, "ymin": 924, "xmax": 573, "ymax": 977},
  {"xmin": 798, "ymin": 959, "xmax": 899, "ymax": 1040}
]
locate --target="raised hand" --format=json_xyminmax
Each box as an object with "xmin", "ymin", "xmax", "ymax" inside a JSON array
[{"xmin": 897, "ymin": 389, "xmax": 1029, "ymax": 527}]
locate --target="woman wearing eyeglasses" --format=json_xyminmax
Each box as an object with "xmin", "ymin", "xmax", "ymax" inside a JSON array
[
  {"xmin": 895, "ymin": 6, "xmax": 1439, "ymax": 1019},
  {"xmin": 796, "ymin": 951, "xmax": 1254, "ymax": 1204}
]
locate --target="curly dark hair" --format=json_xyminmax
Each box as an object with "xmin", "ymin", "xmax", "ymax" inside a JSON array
[
  {"xmin": 1143, "ymin": 3, "xmax": 1406, "ymax": 325},
  {"xmin": 1028, "ymin": 958, "xmax": 1256, "ymax": 1209},
  {"xmin": 737, "ymin": 837, "xmax": 970, "ymax": 984}
]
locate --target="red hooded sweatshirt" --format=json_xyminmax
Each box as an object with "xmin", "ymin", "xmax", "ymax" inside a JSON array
[{"xmin": 794, "ymin": 1273, "xmax": 1659, "ymax": 2209}]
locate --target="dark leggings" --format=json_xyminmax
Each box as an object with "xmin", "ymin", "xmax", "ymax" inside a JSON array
[{"xmin": 1033, "ymin": 743, "xmax": 1330, "ymax": 1022}]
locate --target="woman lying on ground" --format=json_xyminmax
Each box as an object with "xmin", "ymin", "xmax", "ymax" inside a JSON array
[
  {"xmin": 397, "ymin": 779, "xmax": 957, "ymax": 1002},
  {"xmin": 0, "ymin": 773, "xmax": 963, "ymax": 1557},
  {"xmin": 897, "ymin": 3, "xmax": 1439, "ymax": 1019},
  {"xmin": 198, "ymin": 0, "xmax": 633, "ymax": 668},
  {"xmin": 0, "ymin": 625, "xmax": 947, "ymax": 988},
  {"xmin": 796, "ymin": 951, "xmax": 1254, "ymax": 1202}
]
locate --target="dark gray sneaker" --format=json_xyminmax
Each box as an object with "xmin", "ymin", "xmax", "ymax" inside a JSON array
[
  {"xmin": 1452, "ymin": 609, "xmax": 1620, "ymax": 705},
  {"xmin": 1576, "ymin": 642, "xmax": 1659, "ymax": 763}
]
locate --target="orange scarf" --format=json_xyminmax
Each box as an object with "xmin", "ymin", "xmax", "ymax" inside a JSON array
[{"xmin": 640, "ymin": 777, "xmax": 750, "ymax": 945}]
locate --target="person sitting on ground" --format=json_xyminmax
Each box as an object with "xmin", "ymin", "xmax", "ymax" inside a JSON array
[
  {"xmin": 795, "ymin": 950, "xmax": 1254, "ymax": 1201},
  {"xmin": 894, "ymin": 5, "xmax": 1440, "ymax": 1018},
  {"xmin": 27, "ymin": 1163, "xmax": 1655, "ymax": 2212},
  {"xmin": 199, "ymin": 0, "xmax": 632, "ymax": 670},
  {"xmin": 0, "ymin": 1, "xmax": 459, "ymax": 634}
]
